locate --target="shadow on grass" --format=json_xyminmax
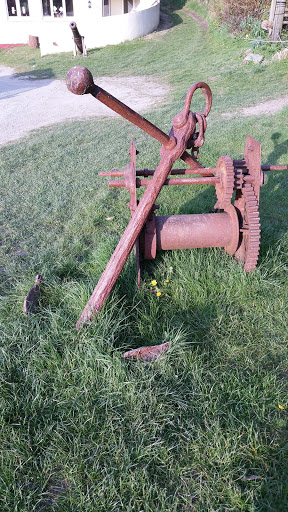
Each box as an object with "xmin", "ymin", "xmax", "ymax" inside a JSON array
[
  {"xmin": 267, "ymin": 132, "xmax": 288, "ymax": 166},
  {"xmin": 54, "ymin": 258, "xmax": 89, "ymax": 281},
  {"xmin": 156, "ymin": 0, "xmax": 185, "ymax": 32},
  {"xmin": 261, "ymin": 173, "xmax": 288, "ymax": 243},
  {"xmin": 83, "ymin": 47, "xmax": 102, "ymax": 57},
  {"xmin": 178, "ymin": 184, "xmax": 216, "ymax": 214},
  {"xmin": 13, "ymin": 68, "xmax": 55, "ymax": 80},
  {"xmin": 251, "ymin": 416, "xmax": 288, "ymax": 511},
  {"xmin": 0, "ymin": 68, "xmax": 55, "ymax": 100},
  {"xmin": 114, "ymin": 251, "xmax": 218, "ymax": 352},
  {"xmin": 261, "ymin": 132, "xmax": 288, "ymax": 250}
]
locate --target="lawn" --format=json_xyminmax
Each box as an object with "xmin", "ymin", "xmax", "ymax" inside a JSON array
[{"xmin": 0, "ymin": 1, "xmax": 287, "ymax": 510}]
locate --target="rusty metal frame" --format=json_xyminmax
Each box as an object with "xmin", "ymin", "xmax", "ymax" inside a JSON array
[{"xmin": 66, "ymin": 66, "xmax": 287, "ymax": 329}]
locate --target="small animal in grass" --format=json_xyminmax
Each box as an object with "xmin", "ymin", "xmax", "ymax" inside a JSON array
[
  {"xmin": 23, "ymin": 274, "xmax": 44, "ymax": 314},
  {"xmin": 261, "ymin": 20, "xmax": 273, "ymax": 37}
]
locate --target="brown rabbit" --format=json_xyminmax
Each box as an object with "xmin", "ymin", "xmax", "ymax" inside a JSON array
[{"xmin": 23, "ymin": 274, "xmax": 44, "ymax": 314}]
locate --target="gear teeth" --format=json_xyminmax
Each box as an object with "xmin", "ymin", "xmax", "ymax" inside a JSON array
[
  {"xmin": 242, "ymin": 184, "xmax": 261, "ymax": 272},
  {"xmin": 234, "ymin": 168, "xmax": 244, "ymax": 189},
  {"xmin": 215, "ymin": 155, "xmax": 234, "ymax": 204}
]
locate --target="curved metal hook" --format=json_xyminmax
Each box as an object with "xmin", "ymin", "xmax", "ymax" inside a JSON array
[
  {"xmin": 193, "ymin": 112, "xmax": 207, "ymax": 148},
  {"xmin": 173, "ymin": 82, "xmax": 212, "ymax": 130},
  {"xmin": 185, "ymin": 82, "xmax": 212, "ymax": 117}
]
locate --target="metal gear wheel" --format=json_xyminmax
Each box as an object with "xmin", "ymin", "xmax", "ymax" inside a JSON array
[
  {"xmin": 234, "ymin": 183, "xmax": 261, "ymax": 272},
  {"xmin": 233, "ymin": 167, "xmax": 244, "ymax": 189},
  {"xmin": 215, "ymin": 155, "xmax": 234, "ymax": 204}
]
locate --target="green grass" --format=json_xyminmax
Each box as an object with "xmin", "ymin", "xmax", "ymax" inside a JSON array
[{"xmin": 0, "ymin": 2, "xmax": 288, "ymax": 510}]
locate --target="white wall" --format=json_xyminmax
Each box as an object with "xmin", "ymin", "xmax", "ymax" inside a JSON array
[
  {"xmin": 110, "ymin": 0, "xmax": 122, "ymax": 16},
  {"xmin": 0, "ymin": 0, "xmax": 160, "ymax": 56},
  {"xmin": 0, "ymin": 0, "xmax": 43, "ymax": 42}
]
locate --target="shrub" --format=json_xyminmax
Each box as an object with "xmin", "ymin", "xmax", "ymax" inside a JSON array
[{"xmin": 207, "ymin": 0, "xmax": 270, "ymax": 31}]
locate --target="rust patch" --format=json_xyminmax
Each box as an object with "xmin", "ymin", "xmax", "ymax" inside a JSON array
[{"xmin": 123, "ymin": 342, "xmax": 170, "ymax": 361}]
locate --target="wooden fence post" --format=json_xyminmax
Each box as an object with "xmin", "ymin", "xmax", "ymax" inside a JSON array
[
  {"xmin": 271, "ymin": 0, "xmax": 287, "ymax": 40},
  {"xmin": 269, "ymin": 0, "xmax": 277, "ymax": 22}
]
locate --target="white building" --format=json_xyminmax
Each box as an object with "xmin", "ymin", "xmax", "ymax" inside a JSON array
[{"xmin": 0, "ymin": 0, "xmax": 160, "ymax": 56}]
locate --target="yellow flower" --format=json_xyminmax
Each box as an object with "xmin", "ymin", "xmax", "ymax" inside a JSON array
[
  {"xmin": 278, "ymin": 404, "xmax": 285, "ymax": 410},
  {"xmin": 156, "ymin": 292, "xmax": 162, "ymax": 297},
  {"xmin": 165, "ymin": 279, "xmax": 169, "ymax": 283},
  {"xmin": 151, "ymin": 280, "xmax": 157, "ymax": 286}
]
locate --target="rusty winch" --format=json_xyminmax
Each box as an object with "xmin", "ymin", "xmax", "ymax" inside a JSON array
[{"xmin": 66, "ymin": 66, "xmax": 287, "ymax": 329}]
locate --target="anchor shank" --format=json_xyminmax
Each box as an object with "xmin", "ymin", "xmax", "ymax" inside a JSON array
[
  {"xmin": 91, "ymin": 85, "xmax": 171, "ymax": 147},
  {"xmin": 76, "ymin": 155, "xmax": 175, "ymax": 328},
  {"xmin": 66, "ymin": 65, "xmax": 205, "ymax": 170},
  {"xmin": 91, "ymin": 86, "xmax": 203, "ymax": 169},
  {"xmin": 76, "ymin": 110, "xmax": 196, "ymax": 327}
]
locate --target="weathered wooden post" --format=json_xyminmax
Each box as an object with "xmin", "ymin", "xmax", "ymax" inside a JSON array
[{"xmin": 271, "ymin": 0, "xmax": 286, "ymax": 40}]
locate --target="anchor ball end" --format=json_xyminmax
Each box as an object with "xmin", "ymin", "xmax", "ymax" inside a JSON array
[{"xmin": 66, "ymin": 66, "xmax": 94, "ymax": 95}]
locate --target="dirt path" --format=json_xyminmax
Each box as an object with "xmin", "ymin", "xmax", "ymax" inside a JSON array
[
  {"xmin": 0, "ymin": 66, "xmax": 170, "ymax": 146},
  {"xmin": 176, "ymin": 8, "xmax": 287, "ymax": 117},
  {"xmin": 222, "ymin": 95, "xmax": 288, "ymax": 119},
  {"xmin": 1, "ymin": 63, "xmax": 288, "ymax": 147},
  {"xmin": 180, "ymin": 9, "xmax": 208, "ymax": 31}
]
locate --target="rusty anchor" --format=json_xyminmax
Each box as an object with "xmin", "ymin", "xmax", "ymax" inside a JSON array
[{"xmin": 66, "ymin": 66, "xmax": 287, "ymax": 331}]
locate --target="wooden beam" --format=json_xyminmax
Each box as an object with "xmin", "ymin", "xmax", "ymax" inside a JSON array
[
  {"xmin": 271, "ymin": 0, "xmax": 287, "ymax": 41},
  {"xmin": 269, "ymin": 0, "xmax": 277, "ymax": 21}
]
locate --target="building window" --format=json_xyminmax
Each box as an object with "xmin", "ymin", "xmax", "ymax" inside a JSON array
[
  {"xmin": 123, "ymin": 0, "xmax": 133, "ymax": 14},
  {"xmin": 65, "ymin": 0, "xmax": 73, "ymax": 16},
  {"xmin": 42, "ymin": 0, "xmax": 74, "ymax": 17},
  {"xmin": 7, "ymin": 0, "xmax": 30, "ymax": 16},
  {"xmin": 42, "ymin": 0, "xmax": 51, "ymax": 15},
  {"xmin": 102, "ymin": 0, "xmax": 110, "ymax": 17}
]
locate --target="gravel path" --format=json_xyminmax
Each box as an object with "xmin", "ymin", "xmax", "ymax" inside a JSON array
[
  {"xmin": 221, "ymin": 95, "xmax": 288, "ymax": 119},
  {"xmin": 0, "ymin": 66, "xmax": 170, "ymax": 146},
  {"xmin": 2, "ymin": 65, "xmax": 288, "ymax": 146}
]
